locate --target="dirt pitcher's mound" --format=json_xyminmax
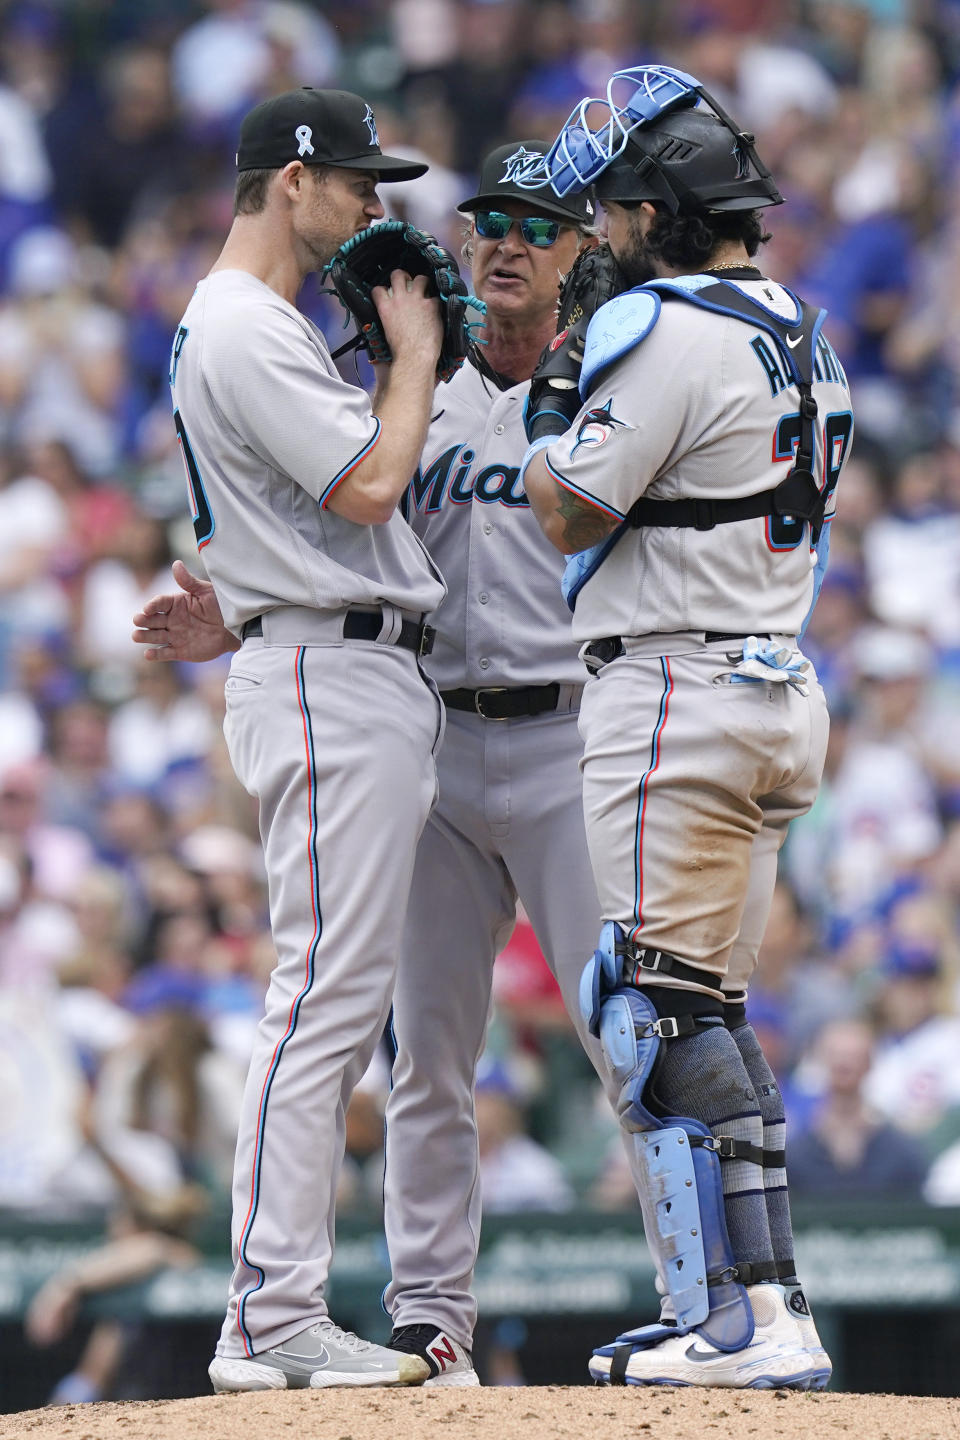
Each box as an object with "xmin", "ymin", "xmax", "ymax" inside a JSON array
[{"xmin": 3, "ymin": 1386, "xmax": 959, "ymax": 1440}]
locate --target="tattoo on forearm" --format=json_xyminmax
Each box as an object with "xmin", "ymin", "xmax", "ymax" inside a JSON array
[{"xmin": 556, "ymin": 490, "xmax": 616, "ymax": 550}]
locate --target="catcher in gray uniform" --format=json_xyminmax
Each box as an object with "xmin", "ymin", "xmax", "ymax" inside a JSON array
[
  {"xmin": 521, "ymin": 66, "xmax": 852, "ymax": 1387},
  {"xmin": 161, "ymin": 86, "xmax": 449, "ymax": 1394}
]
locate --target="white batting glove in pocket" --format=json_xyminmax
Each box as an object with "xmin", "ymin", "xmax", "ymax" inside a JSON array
[{"xmin": 715, "ymin": 635, "xmax": 812, "ymax": 696}]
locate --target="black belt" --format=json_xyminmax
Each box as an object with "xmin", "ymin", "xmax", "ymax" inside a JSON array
[
  {"xmin": 242, "ymin": 609, "xmax": 435, "ymax": 656},
  {"xmin": 440, "ymin": 684, "xmax": 561, "ymax": 720},
  {"xmin": 706, "ymin": 631, "xmax": 771, "ymax": 644},
  {"xmin": 584, "ymin": 632, "xmax": 771, "ymax": 667}
]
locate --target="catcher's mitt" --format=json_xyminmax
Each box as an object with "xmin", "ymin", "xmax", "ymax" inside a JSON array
[
  {"xmin": 556, "ymin": 241, "xmax": 629, "ymax": 333},
  {"xmin": 322, "ymin": 220, "xmax": 486, "ymax": 383},
  {"xmin": 525, "ymin": 243, "xmax": 629, "ymax": 444}
]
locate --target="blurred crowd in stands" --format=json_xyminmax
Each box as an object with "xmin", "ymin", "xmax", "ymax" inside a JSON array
[{"xmin": 4, "ymin": 0, "xmax": 960, "ymax": 1316}]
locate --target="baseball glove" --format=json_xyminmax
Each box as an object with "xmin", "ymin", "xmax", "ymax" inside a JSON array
[
  {"xmin": 525, "ymin": 243, "xmax": 630, "ymax": 443},
  {"xmin": 556, "ymin": 241, "xmax": 629, "ymax": 333},
  {"xmin": 322, "ymin": 220, "xmax": 486, "ymax": 383}
]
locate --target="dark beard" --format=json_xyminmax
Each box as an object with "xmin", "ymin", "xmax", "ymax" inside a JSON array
[{"xmin": 614, "ymin": 228, "xmax": 658, "ymax": 288}]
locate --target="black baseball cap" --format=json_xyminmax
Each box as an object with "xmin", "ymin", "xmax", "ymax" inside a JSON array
[
  {"xmin": 457, "ymin": 141, "xmax": 595, "ymax": 225},
  {"xmin": 236, "ymin": 87, "xmax": 428, "ymax": 181}
]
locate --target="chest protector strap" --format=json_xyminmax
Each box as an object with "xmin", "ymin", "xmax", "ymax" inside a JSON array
[{"xmin": 624, "ymin": 279, "xmax": 828, "ymax": 543}]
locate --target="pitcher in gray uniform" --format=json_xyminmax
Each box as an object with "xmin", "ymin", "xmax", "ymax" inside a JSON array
[
  {"xmin": 522, "ymin": 68, "xmax": 852, "ymax": 1387},
  {"xmin": 164, "ymin": 86, "xmax": 447, "ymax": 1393},
  {"xmin": 136, "ymin": 141, "xmax": 603, "ymax": 1387}
]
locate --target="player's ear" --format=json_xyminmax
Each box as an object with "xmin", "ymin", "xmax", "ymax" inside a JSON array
[{"xmin": 278, "ymin": 160, "xmax": 306, "ymax": 201}]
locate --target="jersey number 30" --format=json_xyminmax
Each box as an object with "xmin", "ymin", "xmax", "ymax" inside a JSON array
[{"xmin": 769, "ymin": 408, "xmax": 853, "ymax": 551}]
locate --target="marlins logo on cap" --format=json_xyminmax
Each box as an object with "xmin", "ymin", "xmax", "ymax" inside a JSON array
[
  {"xmin": 500, "ymin": 145, "xmax": 551, "ymax": 188},
  {"xmin": 456, "ymin": 139, "xmax": 596, "ymax": 225}
]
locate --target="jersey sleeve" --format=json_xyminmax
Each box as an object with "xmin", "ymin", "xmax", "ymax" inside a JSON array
[
  {"xmin": 202, "ymin": 299, "xmax": 380, "ymax": 507},
  {"xmin": 541, "ymin": 333, "xmax": 697, "ymax": 519}
]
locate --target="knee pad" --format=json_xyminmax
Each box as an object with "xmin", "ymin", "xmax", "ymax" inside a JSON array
[
  {"xmin": 580, "ymin": 922, "xmax": 724, "ymax": 1132},
  {"xmin": 580, "ymin": 922, "xmax": 674, "ymax": 1130},
  {"xmin": 579, "ymin": 920, "xmax": 623, "ymax": 1037}
]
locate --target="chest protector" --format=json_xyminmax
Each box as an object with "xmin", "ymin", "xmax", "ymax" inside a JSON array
[{"xmin": 563, "ymin": 275, "xmax": 828, "ymax": 611}]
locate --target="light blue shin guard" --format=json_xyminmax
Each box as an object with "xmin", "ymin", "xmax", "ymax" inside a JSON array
[
  {"xmin": 618, "ymin": 1119, "xmax": 754, "ymax": 1352},
  {"xmin": 579, "ymin": 924, "xmax": 754, "ymax": 1352}
]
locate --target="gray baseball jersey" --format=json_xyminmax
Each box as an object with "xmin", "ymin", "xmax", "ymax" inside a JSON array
[
  {"xmin": 543, "ymin": 277, "xmax": 852, "ymax": 995},
  {"xmin": 170, "ymin": 268, "xmax": 445, "ymax": 1361},
  {"xmin": 170, "ymin": 270, "xmax": 444, "ymax": 635},
  {"xmin": 400, "ymin": 355, "xmax": 582, "ymax": 689},
  {"xmin": 543, "ymin": 280, "xmax": 850, "ymax": 645},
  {"xmin": 384, "ymin": 355, "xmax": 645, "ymax": 1346}
]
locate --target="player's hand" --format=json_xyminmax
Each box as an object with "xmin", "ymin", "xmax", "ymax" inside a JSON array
[
  {"xmin": 525, "ymin": 319, "xmax": 589, "ymax": 444},
  {"xmin": 372, "ymin": 268, "xmax": 443, "ymax": 370},
  {"xmin": 132, "ymin": 559, "xmax": 237, "ymax": 662}
]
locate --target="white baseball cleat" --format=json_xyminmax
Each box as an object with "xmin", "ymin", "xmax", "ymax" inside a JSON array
[
  {"xmin": 389, "ymin": 1323, "xmax": 481, "ymax": 1387},
  {"xmin": 588, "ymin": 1282, "xmax": 830, "ymax": 1390},
  {"xmin": 208, "ymin": 1317, "xmax": 430, "ymax": 1391},
  {"xmin": 778, "ymin": 1282, "xmax": 833, "ymax": 1386}
]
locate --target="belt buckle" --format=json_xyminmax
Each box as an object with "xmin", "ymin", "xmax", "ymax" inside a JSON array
[
  {"xmin": 418, "ymin": 624, "xmax": 436, "ymax": 658},
  {"xmin": 693, "ymin": 499, "xmax": 716, "ymax": 531},
  {"xmin": 474, "ymin": 687, "xmax": 509, "ymax": 719},
  {"xmin": 584, "ymin": 636, "xmax": 624, "ymax": 673}
]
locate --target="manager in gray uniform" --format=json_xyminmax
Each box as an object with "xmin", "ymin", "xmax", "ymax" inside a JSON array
[
  {"xmin": 523, "ymin": 70, "xmax": 851, "ymax": 1388},
  {"xmin": 382, "ymin": 145, "xmax": 600, "ymax": 1384},
  {"xmin": 165, "ymin": 86, "xmax": 446, "ymax": 1393}
]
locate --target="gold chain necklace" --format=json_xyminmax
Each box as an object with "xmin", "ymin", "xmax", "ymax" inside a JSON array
[{"xmin": 703, "ymin": 262, "xmax": 761, "ymax": 274}]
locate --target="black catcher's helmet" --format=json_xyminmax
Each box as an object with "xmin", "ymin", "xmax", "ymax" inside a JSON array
[{"xmin": 594, "ymin": 107, "xmax": 783, "ymax": 215}]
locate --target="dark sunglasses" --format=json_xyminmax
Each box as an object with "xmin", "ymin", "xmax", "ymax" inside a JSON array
[{"xmin": 474, "ymin": 210, "xmax": 564, "ymax": 247}]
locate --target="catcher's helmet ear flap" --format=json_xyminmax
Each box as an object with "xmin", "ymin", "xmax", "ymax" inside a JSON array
[{"xmin": 594, "ymin": 109, "xmax": 783, "ymax": 214}]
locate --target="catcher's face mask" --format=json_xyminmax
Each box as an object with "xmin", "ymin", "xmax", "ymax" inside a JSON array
[
  {"xmin": 513, "ymin": 65, "xmax": 701, "ymax": 198},
  {"xmin": 513, "ymin": 64, "xmax": 780, "ymax": 214}
]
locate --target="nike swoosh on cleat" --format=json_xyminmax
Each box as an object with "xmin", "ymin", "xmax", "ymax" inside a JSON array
[
  {"xmin": 683, "ymin": 1342, "xmax": 762, "ymax": 1363},
  {"xmin": 279, "ymin": 1346, "xmax": 330, "ymax": 1366}
]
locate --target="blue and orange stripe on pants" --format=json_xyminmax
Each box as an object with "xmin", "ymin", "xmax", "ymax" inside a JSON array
[
  {"xmin": 235, "ymin": 647, "xmax": 322, "ymax": 1354},
  {"xmin": 630, "ymin": 656, "xmax": 673, "ymax": 941}
]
